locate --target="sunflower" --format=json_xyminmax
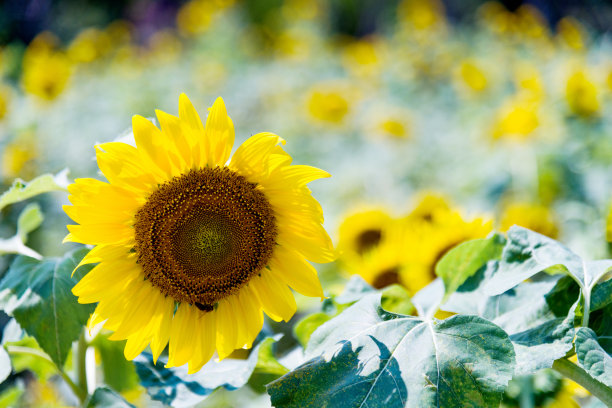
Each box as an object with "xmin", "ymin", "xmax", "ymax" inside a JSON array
[
  {"xmin": 402, "ymin": 205, "xmax": 492, "ymax": 290},
  {"xmin": 337, "ymin": 207, "xmax": 393, "ymax": 260},
  {"xmin": 65, "ymin": 94, "xmax": 334, "ymax": 373},
  {"xmin": 500, "ymin": 202, "xmax": 559, "ymax": 239}
]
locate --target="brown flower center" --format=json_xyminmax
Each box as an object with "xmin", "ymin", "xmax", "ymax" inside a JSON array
[
  {"xmin": 134, "ymin": 167, "xmax": 277, "ymax": 309},
  {"xmin": 372, "ymin": 266, "xmax": 401, "ymax": 289},
  {"xmin": 356, "ymin": 229, "xmax": 382, "ymax": 254}
]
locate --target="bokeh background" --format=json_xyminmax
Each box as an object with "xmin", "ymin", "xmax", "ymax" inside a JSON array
[{"xmin": 1, "ymin": 0, "xmax": 612, "ymax": 406}]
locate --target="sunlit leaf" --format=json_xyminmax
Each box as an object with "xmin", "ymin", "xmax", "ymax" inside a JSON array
[
  {"xmin": 86, "ymin": 387, "xmax": 135, "ymax": 408},
  {"xmin": 574, "ymin": 328, "xmax": 612, "ymax": 388},
  {"xmin": 134, "ymin": 337, "xmax": 274, "ymax": 407},
  {"xmin": 0, "ymin": 346, "xmax": 10, "ymax": 384},
  {"xmin": 293, "ymin": 313, "xmax": 331, "ymax": 349},
  {"xmin": 0, "ymin": 169, "xmax": 69, "ymax": 212},
  {"xmin": 0, "ymin": 248, "xmax": 95, "ymax": 366},
  {"xmin": 268, "ymin": 294, "xmax": 515, "ymax": 408},
  {"xmin": 436, "ymin": 234, "xmax": 505, "ymax": 301}
]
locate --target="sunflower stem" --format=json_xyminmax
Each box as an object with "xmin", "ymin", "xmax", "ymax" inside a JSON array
[
  {"xmin": 552, "ymin": 358, "xmax": 612, "ymax": 407},
  {"xmin": 5, "ymin": 345, "xmax": 88, "ymax": 404},
  {"xmin": 75, "ymin": 331, "xmax": 89, "ymax": 403}
]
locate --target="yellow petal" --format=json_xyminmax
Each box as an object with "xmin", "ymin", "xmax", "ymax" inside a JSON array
[
  {"xmin": 150, "ymin": 296, "xmax": 174, "ymax": 363},
  {"xmin": 236, "ymin": 286, "xmax": 263, "ymax": 348},
  {"xmin": 277, "ymin": 229, "xmax": 335, "ymax": 264},
  {"xmin": 71, "ymin": 244, "xmax": 132, "ymax": 277},
  {"xmin": 187, "ymin": 310, "xmax": 217, "ymax": 374},
  {"xmin": 229, "ymin": 132, "xmax": 284, "ymax": 181},
  {"xmin": 250, "ymin": 273, "xmax": 296, "ymax": 322},
  {"xmin": 66, "ymin": 224, "xmax": 133, "ymax": 245},
  {"xmin": 167, "ymin": 303, "xmax": 196, "ymax": 367},
  {"xmin": 132, "ymin": 115, "xmax": 175, "ymax": 177},
  {"xmin": 215, "ymin": 298, "xmax": 237, "ymax": 360},
  {"xmin": 123, "ymin": 329, "xmax": 151, "ymax": 360},
  {"xmin": 155, "ymin": 109, "xmax": 193, "ymax": 171},
  {"xmin": 269, "ymin": 246, "xmax": 324, "ymax": 299},
  {"xmin": 203, "ymin": 97, "xmax": 234, "ymax": 167}
]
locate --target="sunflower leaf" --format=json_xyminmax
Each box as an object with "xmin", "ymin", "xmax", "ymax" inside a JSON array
[
  {"xmin": 0, "ymin": 346, "xmax": 11, "ymax": 384},
  {"xmin": 435, "ymin": 233, "xmax": 505, "ymax": 301},
  {"xmin": 0, "ymin": 248, "xmax": 95, "ymax": 367},
  {"xmin": 483, "ymin": 226, "xmax": 611, "ymax": 296},
  {"xmin": 86, "ymin": 387, "xmax": 135, "ymax": 408},
  {"xmin": 91, "ymin": 335, "xmax": 139, "ymax": 393},
  {"xmin": 267, "ymin": 294, "xmax": 515, "ymax": 408},
  {"xmin": 0, "ymin": 169, "xmax": 69, "ymax": 212},
  {"xmin": 574, "ymin": 328, "xmax": 612, "ymax": 388},
  {"xmin": 134, "ymin": 336, "xmax": 274, "ymax": 407},
  {"xmin": 248, "ymin": 337, "xmax": 289, "ymax": 393}
]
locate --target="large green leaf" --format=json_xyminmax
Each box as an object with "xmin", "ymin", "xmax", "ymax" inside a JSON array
[
  {"xmin": 86, "ymin": 387, "xmax": 135, "ymax": 408},
  {"xmin": 0, "ymin": 170, "xmax": 69, "ymax": 212},
  {"xmin": 268, "ymin": 294, "xmax": 515, "ymax": 408},
  {"xmin": 134, "ymin": 337, "xmax": 275, "ymax": 407},
  {"xmin": 0, "ymin": 248, "xmax": 95, "ymax": 366},
  {"xmin": 575, "ymin": 328, "xmax": 612, "ymax": 387},
  {"xmin": 484, "ymin": 227, "xmax": 612, "ymax": 296},
  {"xmin": 441, "ymin": 265, "xmax": 577, "ymax": 377},
  {"xmin": 435, "ymin": 234, "xmax": 505, "ymax": 301},
  {"xmin": 248, "ymin": 337, "xmax": 289, "ymax": 393}
]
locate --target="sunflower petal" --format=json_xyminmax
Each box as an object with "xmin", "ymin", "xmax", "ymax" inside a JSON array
[
  {"xmin": 269, "ymin": 246, "xmax": 324, "ymax": 299},
  {"xmin": 203, "ymin": 97, "xmax": 235, "ymax": 167}
]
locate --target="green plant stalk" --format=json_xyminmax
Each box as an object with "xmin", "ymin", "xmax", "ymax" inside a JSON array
[
  {"xmin": 553, "ymin": 358, "xmax": 612, "ymax": 407},
  {"xmin": 519, "ymin": 376, "xmax": 535, "ymax": 408},
  {"xmin": 6, "ymin": 345, "xmax": 87, "ymax": 403},
  {"xmin": 75, "ymin": 331, "xmax": 88, "ymax": 400}
]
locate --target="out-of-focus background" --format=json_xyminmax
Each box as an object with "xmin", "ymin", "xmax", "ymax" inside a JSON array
[{"xmin": 0, "ymin": 0, "xmax": 612, "ymax": 406}]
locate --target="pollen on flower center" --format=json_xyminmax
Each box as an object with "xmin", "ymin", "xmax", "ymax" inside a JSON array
[{"xmin": 134, "ymin": 167, "xmax": 277, "ymax": 309}]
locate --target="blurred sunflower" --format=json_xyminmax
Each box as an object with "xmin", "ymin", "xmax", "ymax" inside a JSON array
[
  {"xmin": 337, "ymin": 208, "xmax": 393, "ymax": 260},
  {"xmin": 500, "ymin": 202, "xmax": 559, "ymax": 238},
  {"xmin": 403, "ymin": 204, "xmax": 492, "ymax": 289},
  {"xmin": 565, "ymin": 70, "xmax": 599, "ymax": 118},
  {"xmin": 65, "ymin": 94, "xmax": 334, "ymax": 373}
]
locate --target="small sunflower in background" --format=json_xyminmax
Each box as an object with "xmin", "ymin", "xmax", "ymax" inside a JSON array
[
  {"xmin": 565, "ymin": 70, "xmax": 600, "ymax": 118},
  {"xmin": 402, "ymin": 199, "xmax": 493, "ymax": 291},
  {"xmin": 500, "ymin": 202, "xmax": 559, "ymax": 239},
  {"xmin": 65, "ymin": 94, "xmax": 334, "ymax": 373},
  {"xmin": 337, "ymin": 207, "xmax": 393, "ymax": 260}
]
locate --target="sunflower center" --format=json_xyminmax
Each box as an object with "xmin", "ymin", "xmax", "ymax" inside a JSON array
[
  {"xmin": 356, "ymin": 229, "xmax": 382, "ymax": 254},
  {"xmin": 134, "ymin": 167, "xmax": 277, "ymax": 307},
  {"xmin": 372, "ymin": 267, "xmax": 400, "ymax": 289}
]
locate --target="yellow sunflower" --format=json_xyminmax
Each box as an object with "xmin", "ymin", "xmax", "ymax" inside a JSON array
[
  {"xmin": 500, "ymin": 202, "xmax": 559, "ymax": 239},
  {"xmin": 65, "ymin": 94, "xmax": 334, "ymax": 373},
  {"xmin": 337, "ymin": 207, "xmax": 393, "ymax": 260}
]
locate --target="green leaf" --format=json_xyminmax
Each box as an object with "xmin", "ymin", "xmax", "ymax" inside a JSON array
[
  {"xmin": 4, "ymin": 336, "xmax": 56, "ymax": 379},
  {"xmin": 91, "ymin": 335, "xmax": 139, "ymax": 393},
  {"xmin": 268, "ymin": 294, "xmax": 516, "ymax": 408},
  {"xmin": 483, "ymin": 227, "xmax": 584, "ymax": 296},
  {"xmin": 16, "ymin": 203, "xmax": 43, "ymax": 241},
  {"xmin": 380, "ymin": 284, "xmax": 415, "ymax": 315},
  {"xmin": 248, "ymin": 337, "xmax": 289, "ymax": 393},
  {"xmin": 293, "ymin": 313, "xmax": 332, "ymax": 349},
  {"xmin": 0, "ymin": 203, "xmax": 44, "ymax": 260},
  {"xmin": 334, "ymin": 275, "xmax": 376, "ymax": 304},
  {"xmin": 575, "ymin": 327, "xmax": 612, "ymax": 387},
  {"xmin": 0, "ymin": 386, "xmax": 24, "ymax": 408},
  {"xmin": 134, "ymin": 337, "xmax": 273, "ymax": 407},
  {"xmin": 0, "ymin": 170, "xmax": 69, "ymax": 212},
  {"xmin": 590, "ymin": 278, "xmax": 612, "ymax": 312},
  {"xmin": 436, "ymin": 234, "xmax": 505, "ymax": 301},
  {"xmin": 588, "ymin": 304, "xmax": 612, "ymax": 353},
  {"xmin": 0, "ymin": 346, "xmax": 10, "ymax": 383},
  {"xmin": 484, "ymin": 227, "xmax": 612, "ymax": 296},
  {"xmin": 0, "ymin": 248, "xmax": 95, "ymax": 366},
  {"xmin": 86, "ymin": 387, "xmax": 135, "ymax": 408}
]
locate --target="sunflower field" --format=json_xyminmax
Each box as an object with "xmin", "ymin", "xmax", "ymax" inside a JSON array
[{"xmin": 0, "ymin": 0, "xmax": 612, "ymax": 407}]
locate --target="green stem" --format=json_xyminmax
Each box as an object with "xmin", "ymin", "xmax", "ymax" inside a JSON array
[
  {"xmin": 75, "ymin": 331, "xmax": 89, "ymax": 400},
  {"xmin": 553, "ymin": 358, "xmax": 612, "ymax": 407},
  {"xmin": 519, "ymin": 376, "xmax": 535, "ymax": 408},
  {"xmin": 6, "ymin": 345, "xmax": 87, "ymax": 403}
]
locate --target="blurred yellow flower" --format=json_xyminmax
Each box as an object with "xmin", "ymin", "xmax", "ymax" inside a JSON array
[
  {"xmin": 177, "ymin": 0, "xmax": 233, "ymax": 37},
  {"xmin": 403, "ymin": 200, "xmax": 492, "ymax": 292},
  {"xmin": 22, "ymin": 33, "xmax": 72, "ymax": 101},
  {"xmin": 566, "ymin": 70, "xmax": 600, "ymax": 118},
  {"xmin": 341, "ymin": 38, "xmax": 381, "ymax": 78},
  {"xmin": 0, "ymin": 84, "xmax": 10, "ymax": 120},
  {"xmin": 458, "ymin": 60, "xmax": 488, "ymax": 93},
  {"xmin": 1, "ymin": 130, "xmax": 38, "ymax": 180},
  {"xmin": 337, "ymin": 208, "xmax": 393, "ymax": 260},
  {"xmin": 405, "ymin": 193, "xmax": 451, "ymax": 224},
  {"xmin": 147, "ymin": 29, "xmax": 183, "ymax": 62},
  {"xmin": 514, "ymin": 63, "xmax": 545, "ymax": 102},
  {"xmin": 67, "ymin": 28, "xmax": 112, "ymax": 64},
  {"xmin": 492, "ymin": 97, "xmax": 540, "ymax": 141},
  {"xmin": 306, "ymin": 83, "xmax": 356, "ymax": 124},
  {"xmin": 398, "ymin": 0, "xmax": 445, "ymax": 31},
  {"xmin": 500, "ymin": 203, "xmax": 559, "ymax": 238},
  {"xmin": 557, "ymin": 17, "xmax": 586, "ymax": 51}
]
